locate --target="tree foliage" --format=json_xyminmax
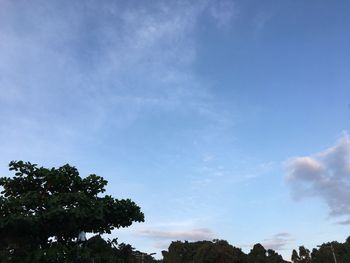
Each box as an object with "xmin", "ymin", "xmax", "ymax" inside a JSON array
[
  {"xmin": 291, "ymin": 246, "xmax": 311, "ymax": 263},
  {"xmin": 194, "ymin": 240, "xmax": 247, "ymax": 263},
  {"xmin": 162, "ymin": 240, "xmax": 287, "ymax": 263},
  {"xmin": 292, "ymin": 238, "xmax": 350, "ymax": 263},
  {"xmin": 0, "ymin": 161, "xmax": 145, "ymax": 262}
]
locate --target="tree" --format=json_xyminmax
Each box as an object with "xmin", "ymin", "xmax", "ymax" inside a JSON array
[
  {"xmin": 162, "ymin": 240, "xmax": 199, "ymax": 263},
  {"xmin": 162, "ymin": 240, "xmax": 247, "ymax": 263},
  {"xmin": 291, "ymin": 249, "xmax": 300, "ymax": 263},
  {"xmin": 299, "ymin": 246, "xmax": 311, "ymax": 263},
  {"xmin": 247, "ymin": 244, "xmax": 287, "ymax": 263},
  {"xmin": 290, "ymin": 246, "xmax": 310, "ymax": 263},
  {"xmin": 0, "ymin": 161, "xmax": 144, "ymax": 262},
  {"xmin": 310, "ymin": 240, "xmax": 350, "ymax": 263},
  {"xmin": 266, "ymin": 249, "xmax": 285, "ymax": 263},
  {"xmin": 248, "ymin": 243, "xmax": 267, "ymax": 263},
  {"xmin": 193, "ymin": 240, "xmax": 247, "ymax": 263}
]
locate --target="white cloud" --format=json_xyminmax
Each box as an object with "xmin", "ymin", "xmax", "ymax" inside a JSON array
[{"xmin": 286, "ymin": 133, "xmax": 350, "ymax": 222}]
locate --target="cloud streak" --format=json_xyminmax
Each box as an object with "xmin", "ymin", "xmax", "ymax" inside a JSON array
[
  {"xmin": 262, "ymin": 232, "xmax": 294, "ymax": 251},
  {"xmin": 286, "ymin": 133, "xmax": 350, "ymax": 222},
  {"xmin": 137, "ymin": 227, "xmax": 216, "ymax": 241}
]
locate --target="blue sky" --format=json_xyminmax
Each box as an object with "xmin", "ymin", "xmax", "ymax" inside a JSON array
[{"xmin": 1, "ymin": 0, "xmax": 350, "ymax": 259}]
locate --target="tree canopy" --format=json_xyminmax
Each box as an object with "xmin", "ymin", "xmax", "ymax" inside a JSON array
[
  {"xmin": 162, "ymin": 240, "xmax": 287, "ymax": 263},
  {"xmin": 0, "ymin": 161, "xmax": 144, "ymax": 262},
  {"xmin": 292, "ymin": 238, "xmax": 350, "ymax": 263}
]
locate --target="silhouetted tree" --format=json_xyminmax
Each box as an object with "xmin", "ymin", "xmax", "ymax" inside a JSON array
[
  {"xmin": 292, "ymin": 249, "xmax": 300, "ymax": 263},
  {"xmin": 266, "ymin": 249, "xmax": 285, "ymax": 263},
  {"xmin": 193, "ymin": 240, "xmax": 247, "ymax": 263},
  {"xmin": 309, "ymin": 239, "xmax": 350, "ymax": 263},
  {"xmin": 0, "ymin": 161, "xmax": 144, "ymax": 262},
  {"xmin": 249, "ymin": 243, "xmax": 267, "ymax": 263}
]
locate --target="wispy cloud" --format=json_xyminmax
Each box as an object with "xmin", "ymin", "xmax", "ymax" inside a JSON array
[
  {"xmin": 285, "ymin": 133, "xmax": 350, "ymax": 223},
  {"xmin": 192, "ymin": 160, "xmax": 275, "ymax": 189},
  {"xmin": 137, "ymin": 227, "xmax": 216, "ymax": 241},
  {"xmin": 208, "ymin": 0, "xmax": 238, "ymax": 28},
  {"xmin": 131, "ymin": 218, "xmax": 217, "ymax": 250},
  {"xmin": 338, "ymin": 218, "xmax": 350, "ymax": 225},
  {"xmin": 262, "ymin": 232, "xmax": 294, "ymax": 251},
  {"xmin": 0, "ymin": 0, "xmax": 238, "ymax": 164},
  {"xmin": 252, "ymin": 12, "xmax": 272, "ymax": 34},
  {"xmin": 133, "ymin": 225, "xmax": 216, "ymax": 251}
]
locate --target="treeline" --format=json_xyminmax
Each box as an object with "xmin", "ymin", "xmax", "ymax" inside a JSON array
[
  {"xmin": 160, "ymin": 236, "xmax": 350, "ymax": 263},
  {"xmin": 58, "ymin": 235, "xmax": 159, "ymax": 263},
  {"xmin": 0, "ymin": 235, "xmax": 159, "ymax": 263},
  {"xmin": 291, "ymin": 236, "xmax": 350, "ymax": 263},
  {"xmin": 161, "ymin": 239, "xmax": 287, "ymax": 263},
  {"xmin": 6, "ymin": 235, "xmax": 348, "ymax": 263}
]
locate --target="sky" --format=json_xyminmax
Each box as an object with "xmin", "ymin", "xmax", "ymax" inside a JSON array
[{"xmin": 1, "ymin": 0, "xmax": 350, "ymax": 260}]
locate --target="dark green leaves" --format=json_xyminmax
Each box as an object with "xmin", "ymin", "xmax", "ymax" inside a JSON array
[{"xmin": 0, "ymin": 161, "xmax": 144, "ymax": 261}]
